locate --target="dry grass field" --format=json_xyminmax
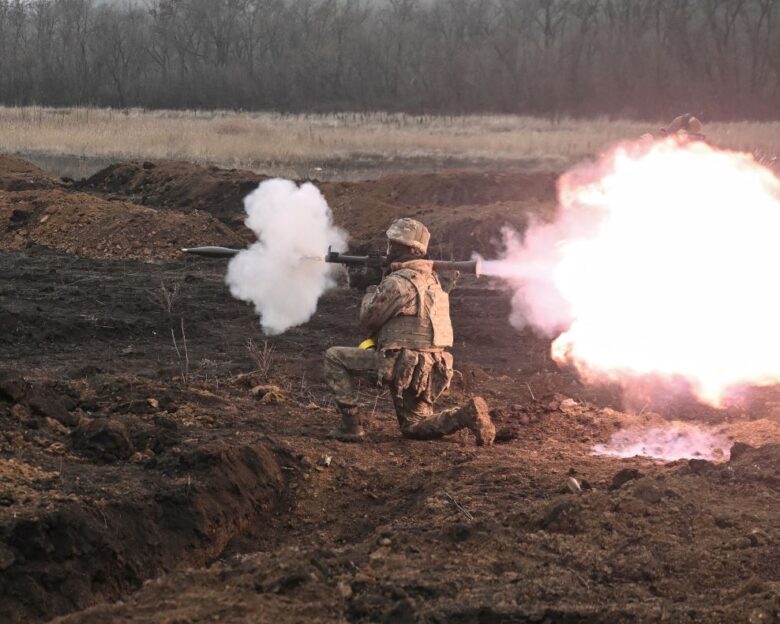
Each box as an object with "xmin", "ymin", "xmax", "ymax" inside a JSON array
[{"xmin": 0, "ymin": 107, "xmax": 778, "ymax": 178}]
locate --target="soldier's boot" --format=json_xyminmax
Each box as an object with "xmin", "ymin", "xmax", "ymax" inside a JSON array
[
  {"xmin": 402, "ymin": 397, "xmax": 495, "ymax": 446},
  {"xmin": 457, "ymin": 397, "xmax": 495, "ymax": 446},
  {"xmin": 328, "ymin": 404, "xmax": 366, "ymax": 443}
]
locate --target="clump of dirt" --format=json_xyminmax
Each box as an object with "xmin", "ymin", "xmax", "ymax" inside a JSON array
[
  {"xmin": 78, "ymin": 160, "xmax": 266, "ymax": 230},
  {"xmin": 0, "ymin": 189, "xmax": 243, "ymax": 261},
  {"xmin": 728, "ymin": 442, "xmax": 780, "ymax": 485},
  {"xmin": 0, "ymin": 155, "xmax": 58, "ymax": 191}
]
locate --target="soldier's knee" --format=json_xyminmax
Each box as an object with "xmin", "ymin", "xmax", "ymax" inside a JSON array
[
  {"xmin": 325, "ymin": 346, "xmax": 349, "ymax": 364},
  {"xmin": 323, "ymin": 347, "xmax": 350, "ymax": 390},
  {"xmin": 324, "ymin": 346, "xmax": 345, "ymax": 372}
]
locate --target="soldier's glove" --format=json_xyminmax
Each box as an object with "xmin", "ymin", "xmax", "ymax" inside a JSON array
[
  {"xmin": 442, "ymin": 271, "xmax": 461, "ymax": 294},
  {"xmin": 347, "ymin": 266, "xmax": 382, "ymax": 290}
]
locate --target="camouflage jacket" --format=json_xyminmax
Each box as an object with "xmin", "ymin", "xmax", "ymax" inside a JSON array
[{"xmin": 360, "ymin": 259, "xmax": 454, "ymax": 351}]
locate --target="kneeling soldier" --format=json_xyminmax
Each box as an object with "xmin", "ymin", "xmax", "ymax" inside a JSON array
[{"xmin": 324, "ymin": 218, "xmax": 495, "ymax": 446}]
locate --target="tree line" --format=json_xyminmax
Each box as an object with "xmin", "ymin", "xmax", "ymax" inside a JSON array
[{"xmin": 0, "ymin": 0, "xmax": 778, "ymax": 119}]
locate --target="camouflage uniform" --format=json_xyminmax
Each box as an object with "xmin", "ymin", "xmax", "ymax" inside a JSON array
[{"xmin": 324, "ymin": 251, "xmax": 494, "ymax": 444}]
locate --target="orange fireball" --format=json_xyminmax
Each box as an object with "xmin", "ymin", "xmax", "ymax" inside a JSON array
[{"xmin": 488, "ymin": 138, "xmax": 780, "ymax": 406}]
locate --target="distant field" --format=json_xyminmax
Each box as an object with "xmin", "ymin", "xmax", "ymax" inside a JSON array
[{"xmin": 0, "ymin": 106, "xmax": 777, "ymax": 179}]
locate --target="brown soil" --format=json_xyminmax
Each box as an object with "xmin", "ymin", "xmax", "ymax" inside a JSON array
[
  {"xmin": 77, "ymin": 160, "xmax": 268, "ymax": 232},
  {"xmin": 2, "ymin": 157, "xmax": 780, "ymax": 624},
  {"xmin": 0, "ymin": 155, "xmax": 58, "ymax": 191},
  {"xmin": 78, "ymin": 160, "xmax": 557, "ymax": 257},
  {"xmin": 0, "ymin": 189, "xmax": 244, "ymax": 261},
  {"xmin": 320, "ymin": 170, "xmax": 557, "ymax": 255}
]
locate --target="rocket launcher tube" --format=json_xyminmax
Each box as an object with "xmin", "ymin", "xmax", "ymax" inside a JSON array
[
  {"xmin": 182, "ymin": 246, "xmax": 481, "ymax": 276},
  {"xmin": 323, "ymin": 248, "xmax": 481, "ymax": 275}
]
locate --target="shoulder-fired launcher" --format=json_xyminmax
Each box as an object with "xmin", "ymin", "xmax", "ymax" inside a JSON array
[{"xmin": 181, "ymin": 246, "xmax": 481, "ymax": 276}]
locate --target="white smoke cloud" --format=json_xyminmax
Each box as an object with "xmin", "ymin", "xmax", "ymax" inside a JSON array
[
  {"xmin": 480, "ymin": 225, "xmax": 575, "ymax": 335},
  {"xmin": 225, "ymin": 179, "xmax": 348, "ymax": 335},
  {"xmin": 593, "ymin": 422, "xmax": 731, "ymax": 462}
]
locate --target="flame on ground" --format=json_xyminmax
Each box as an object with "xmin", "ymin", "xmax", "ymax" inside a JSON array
[
  {"xmin": 484, "ymin": 138, "xmax": 780, "ymax": 406},
  {"xmin": 593, "ymin": 422, "xmax": 731, "ymax": 462}
]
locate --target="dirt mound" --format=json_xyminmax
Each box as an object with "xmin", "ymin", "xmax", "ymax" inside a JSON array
[
  {"xmin": 322, "ymin": 169, "xmax": 556, "ymax": 211},
  {"xmin": 79, "ymin": 160, "xmax": 266, "ymax": 229},
  {"xmin": 0, "ymin": 189, "xmax": 243, "ymax": 262},
  {"xmin": 50, "ymin": 416, "xmax": 780, "ymax": 624},
  {"xmin": 78, "ymin": 160, "xmax": 557, "ymax": 256},
  {"xmin": 321, "ymin": 171, "xmax": 557, "ymax": 256},
  {"xmin": 0, "ymin": 155, "xmax": 58, "ymax": 191},
  {"xmin": 333, "ymin": 200, "xmax": 545, "ymax": 258}
]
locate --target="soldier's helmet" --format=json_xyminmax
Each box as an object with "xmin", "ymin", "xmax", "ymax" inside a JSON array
[
  {"xmin": 686, "ymin": 116, "xmax": 704, "ymax": 136},
  {"xmin": 386, "ymin": 218, "xmax": 430, "ymax": 255},
  {"xmin": 662, "ymin": 113, "xmax": 705, "ymax": 139}
]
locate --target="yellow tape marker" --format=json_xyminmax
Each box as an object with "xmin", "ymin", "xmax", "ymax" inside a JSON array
[{"xmin": 358, "ymin": 338, "xmax": 377, "ymax": 350}]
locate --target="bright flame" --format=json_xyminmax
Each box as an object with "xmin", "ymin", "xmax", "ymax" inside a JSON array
[
  {"xmin": 593, "ymin": 422, "xmax": 731, "ymax": 462},
  {"xmin": 485, "ymin": 138, "xmax": 780, "ymax": 406}
]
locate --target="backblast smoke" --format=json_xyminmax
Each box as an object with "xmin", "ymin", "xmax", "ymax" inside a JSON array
[
  {"xmin": 226, "ymin": 179, "xmax": 347, "ymax": 335},
  {"xmin": 593, "ymin": 422, "xmax": 731, "ymax": 462},
  {"xmin": 483, "ymin": 138, "xmax": 780, "ymax": 407}
]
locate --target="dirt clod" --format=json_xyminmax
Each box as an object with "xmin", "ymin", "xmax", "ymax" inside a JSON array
[
  {"xmin": 748, "ymin": 529, "xmax": 772, "ymax": 547},
  {"xmin": 46, "ymin": 442, "xmax": 67, "ymax": 455},
  {"xmin": 71, "ymin": 418, "xmax": 135, "ymax": 462},
  {"xmin": 251, "ymin": 384, "xmax": 288, "ymax": 404},
  {"xmin": 630, "ymin": 479, "xmax": 663, "ymax": 504},
  {"xmin": 689, "ymin": 458, "xmax": 716, "ymax": 475},
  {"xmin": 45, "ymin": 417, "xmax": 70, "ymax": 435},
  {"xmin": 337, "ymin": 581, "xmax": 353, "ymax": 599},
  {"xmin": 493, "ymin": 427, "xmax": 519, "ymax": 443},
  {"xmin": 0, "ymin": 376, "xmax": 28, "ymax": 403},
  {"xmin": 0, "ymin": 544, "xmax": 15, "ymax": 570},
  {"xmin": 730, "ymin": 441, "xmax": 754, "ymax": 461},
  {"xmin": 537, "ymin": 497, "xmax": 583, "ymax": 533},
  {"xmin": 610, "ymin": 468, "xmax": 643, "ymax": 490}
]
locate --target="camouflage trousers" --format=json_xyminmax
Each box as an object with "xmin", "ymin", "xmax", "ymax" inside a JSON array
[{"xmin": 323, "ymin": 346, "xmax": 463, "ymax": 440}]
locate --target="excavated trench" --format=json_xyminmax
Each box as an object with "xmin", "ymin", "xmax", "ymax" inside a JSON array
[
  {"xmin": 0, "ymin": 442, "xmax": 286, "ymax": 622},
  {"xmin": 0, "ymin": 248, "xmax": 303, "ymax": 623}
]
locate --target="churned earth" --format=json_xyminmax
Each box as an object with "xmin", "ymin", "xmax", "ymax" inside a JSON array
[{"xmin": 1, "ymin": 156, "xmax": 780, "ymax": 623}]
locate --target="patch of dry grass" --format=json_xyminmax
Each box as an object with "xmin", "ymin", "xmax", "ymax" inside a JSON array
[{"xmin": 0, "ymin": 106, "xmax": 777, "ymax": 173}]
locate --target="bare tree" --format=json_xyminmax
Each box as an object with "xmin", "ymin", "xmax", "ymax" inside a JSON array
[{"xmin": 0, "ymin": 0, "xmax": 779, "ymax": 117}]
